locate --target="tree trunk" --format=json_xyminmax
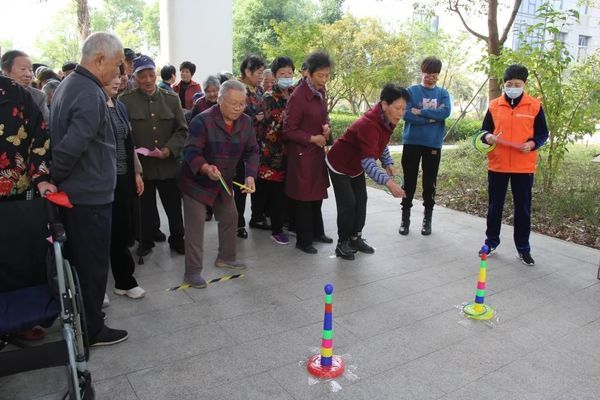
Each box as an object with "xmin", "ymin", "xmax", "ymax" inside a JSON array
[
  {"xmin": 76, "ymin": 0, "xmax": 91, "ymax": 42},
  {"xmin": 487, "ymin": 0, "xmax": 502, "ymax": 100}
]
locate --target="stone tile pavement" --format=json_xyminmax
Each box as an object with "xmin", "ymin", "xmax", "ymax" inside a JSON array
[{"xmin": 1, "ymin": 187, "xmax": 599, "ymax": 400}]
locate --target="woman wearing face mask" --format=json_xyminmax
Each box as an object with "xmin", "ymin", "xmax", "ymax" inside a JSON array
[
  {"xmin": 249, "ymin": 56, "xmax": 296, "ymax": 245},
  {"xmin": 326, "ymin": 84, "xmax": 408, "ymax": 260},
  {"xmin": 479, "ymin": 64, "xmax": 549, "ymax": 266}
]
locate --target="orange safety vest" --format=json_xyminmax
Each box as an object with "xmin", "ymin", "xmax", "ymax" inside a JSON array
[{"xmin": 487, "ymin": 93, "xmax": 541, "ymax": 173}]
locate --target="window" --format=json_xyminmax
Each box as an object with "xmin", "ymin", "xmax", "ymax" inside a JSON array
[
  {"xmin": 554, "ymin": 32, "xmax": 567, "ymax": 43},
  {"xmin": 527, "ymin": 0, "xmax": 539, "ymax": 15},
  {"xmin": 577, "ymin": 35, "xmax": 590, "ymax": 61}
]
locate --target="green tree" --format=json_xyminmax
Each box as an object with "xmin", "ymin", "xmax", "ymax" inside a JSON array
[
  {"xmin": 34, "ymin": 3, "xmax": 81, "ymax": 67},
  {"xmin": 493, "ymin": 3, "xmax": 600, "ymax": 189},
  {"xmin": 318, "ymin": 0, "xmax": 345, "ymax": 23},
  {"xmin": 232, "ymin": 0, "xmax": 317, "ymax": 68}
]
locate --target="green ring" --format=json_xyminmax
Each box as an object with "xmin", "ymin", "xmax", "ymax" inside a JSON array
[{"xmin": 472, "ymin": 131, "xmax": 496, "ymax": 154}]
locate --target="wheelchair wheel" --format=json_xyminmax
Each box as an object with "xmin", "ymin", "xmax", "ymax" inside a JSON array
[{"xmin": 64, "ymin": 259, "xmax": 90, "ymax": 361}]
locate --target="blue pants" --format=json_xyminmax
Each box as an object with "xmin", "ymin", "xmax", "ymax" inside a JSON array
[{"xmin": 485, "ymin": 171, "xmax": 534, "ymax": 254}]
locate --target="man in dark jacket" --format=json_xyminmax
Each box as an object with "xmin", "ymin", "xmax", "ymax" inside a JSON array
[
  {"xmin": 50, "ymin": 32, "xmax": 128, "ymax": 346},
  {"xmin": 120, "ymin": 55, "xmax": 187, "ymax": 256}
]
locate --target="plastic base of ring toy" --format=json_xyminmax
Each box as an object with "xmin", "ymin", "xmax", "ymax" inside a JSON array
[
  {"xmin": 307, "ymin": 354, "xmax": 345, "ymax": 379},
  {"xmin": 463, "ymin": 302, "xmax": 495, "ymax": 320}
]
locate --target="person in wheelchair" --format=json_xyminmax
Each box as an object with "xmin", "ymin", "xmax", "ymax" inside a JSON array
[{"xmin": 0, "ymin": 73, "xmax": 56, "ymax": 341}]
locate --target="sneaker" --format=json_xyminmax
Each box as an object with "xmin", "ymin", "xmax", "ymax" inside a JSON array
[
  {"xmin": 271, "ymin": 232, "xmax": 289, "ymax": 245},
  {"xmin": 478, "ymin": 245, "xmax": 497, "ymax": 257},
  {"xmin": 102, "ymin": 293, "xmax": 110, "ymax": 308},
  {"xmin": 349, "ymin": 236, "xmax": 374, "ymax": 254},
  {"xmin": 90, "ymin": 326, "xmax": 128, "ymax": 347},
  {"xmin": 114, "ymin": 286, "xmax": 146, "ymax": 299},
  {"xmin": 153, "ymin": 229, "xmax": 167, "ymax": 242},
  {"xmin": 518, "ymin": 252, "xmax": 535, "ymax": 266},
  {"xmin": 249, "ymin": 218, "xmax": 271, "ymax": 230},
  {"xmin": 295, "ymin": 243, "xmax": 318, "ymax": 254},
  {"xmin": 215, "ymin": 259, "xmax": 247, "ymax": 270},
  {"xmin": 237, "ymin": 227, "xmax": 248, "ymax": 239},
  {"xmin": 183, "ymin": 274, "xmax": 207, "ymax": 289}
]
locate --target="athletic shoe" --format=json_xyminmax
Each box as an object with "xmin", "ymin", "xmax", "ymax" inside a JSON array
[
  {"xmin": 349, "ymin": 237, "xmax": 374, "ymax": 254},
  {"xmin": 184, "ymin": 274, "xmax": 207, "ymax": 289},
  {"xmin": 478, "ymin": 245, "xmax": 497, "ymax": 257},
  {"xmin": 215, "ymin": 259, "xmax": 247, "ymax": 270},
  {"xmin": 518, "ymin": 252, "xmax": 535, "ymax": 266},
  {"xmin": 114, "ymin": 286, "xmax": 146, "ymax": 299},
  {"xmin": 90, "ymin": 326, "xmax": 128, "ymax": 347},
  {"xmin": 271, "ymin": 233, "xmax": 289, "ymax": 245}
]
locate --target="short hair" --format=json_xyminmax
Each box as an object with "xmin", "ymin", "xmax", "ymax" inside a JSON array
[
  {"xmin": 218, "ymin": 79, "xmax": 246, "ymax": 102},
  {"xmin": 38, "ymin": 69, "xmax": 60, "ymax": 84},
  {"xmin": 503, "ymin": 64, "xmax": 528, "ymax": 82},
  {"xmin": 380, "ymin": 84, "xmax": 410, "ymax": 104},
  {"xmin": 218, "ymin": 71, "xmax": 233, "ymax": 84},
  {"xmin": 1, "ymin": 50, "xmax": 28, "ymax": 73},
  {"xmin": 239, "ymin": 55, "xmax": 265, "ymax": 78},
  {"xmin": 61, "ymin": 61, "xmax": 77, "ymax": 72},
  {"xmin": 179, "ymin": 61, "xmax": 196, "ymax": 76},
  {"xmin": 203, "ymin": 75, "xmax": 221, "ymax": 91},
  {"xmin": 81, "ymin": 32, "xmax": 123, "ymax": 61},
  {"xmin": 42, "ymin": 79, "xmax": 60, "ymax": 97},
  {"xmin": 304, "ymin": 51, "xmax": 332, "ymax": 75},
  {"xmin": 270, "ymin": 56, "xmax": 295, "ymax": 76},
  {"xmin": 421, "ymin": 56, "xmax": 442, "ymax": 74},
  {"xmin": 160, "ymin": 64, "xmax": 177, "ymax": 81},
  {"xmin": 124, "ymin": 48, "xmax": 136, "ymax": 61}
]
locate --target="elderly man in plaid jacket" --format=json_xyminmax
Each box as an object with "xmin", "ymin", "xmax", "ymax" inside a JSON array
[{"xmin": 177, "ymin": 80, "xmax": 259, "ymax": 288}]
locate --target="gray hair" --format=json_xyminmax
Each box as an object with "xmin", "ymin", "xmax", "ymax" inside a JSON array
[
  {"xmin": 203, "ymin": 75, "xmax": 221, "ymax": 91},
  {"xmin": 42, "ymin": 79, "xmax": 60, "ymax": 97},
  {"xmin": 81, "ymin": 32, "xmax": 123, "ymax": 61},
  {"xmin": 217, "ymin": 79, "xmax": 246, "ymax": 102}
]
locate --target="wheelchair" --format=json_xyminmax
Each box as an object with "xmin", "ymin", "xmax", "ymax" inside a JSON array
[{"xmin": 0, "ymin": 194, "xmax": 94, "ymax": 399}]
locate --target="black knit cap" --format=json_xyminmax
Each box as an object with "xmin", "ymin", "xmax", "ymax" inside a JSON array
[{"xmin": 503, "ymin": 64, "xmax": 528, "ymax": 82}]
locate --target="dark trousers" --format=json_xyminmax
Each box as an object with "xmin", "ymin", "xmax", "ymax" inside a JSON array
[
  {"xmin": 294, "ymin": 199, "xmax": 325, "ymax": 247},
  {"xmin": 251, "ymin": 178, "xmax": 285, "ymax": 234},
  {"xmin": 62, "ymin": 203, "xmax": 112, "ymax": 338},
  {"xmin": 110, "ymin": 174, "xmax": 138, "ymax": 290},
  {"xmin": 234, "ymin": 160, "xmax": 248, "ymax": 228},
  {"xmin": 401, "ymin": 144, "xmax": 441, "ymax": 211},
  {"xmin": 139, "ymin": 178, "xmax": 184, "ymax": 250},
  {"xmin": 486, "ymin": 171, "xmax": 534, "ymax": 253},
  {"xmin": 329, "ymin": 170, "xmax": 367, "ymax": 242}
]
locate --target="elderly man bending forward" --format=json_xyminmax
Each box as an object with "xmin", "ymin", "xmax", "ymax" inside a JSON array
[{"xmin": 177, "ymin": 80, "xmax": 259, "ymax": 288}]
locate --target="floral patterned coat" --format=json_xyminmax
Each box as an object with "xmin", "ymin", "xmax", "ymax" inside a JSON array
[{"xmin": 0, "ymin": 76, "xmax": 50, "ymax": 200}]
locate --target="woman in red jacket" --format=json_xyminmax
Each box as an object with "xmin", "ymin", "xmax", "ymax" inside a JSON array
[
  {"xmin": 283, "ymin": 51, "xmax": 334, "ymax": 254},
  {"xmin": 327, "ymin": 84, "xmax": 407, "ymax": 260}
]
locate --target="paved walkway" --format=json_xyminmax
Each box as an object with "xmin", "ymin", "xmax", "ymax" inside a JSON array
[{"xmin": 2, "ymin": 187, "xmax": 599, "ymax": 400}]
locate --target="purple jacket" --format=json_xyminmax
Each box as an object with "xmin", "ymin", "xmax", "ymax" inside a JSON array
[
  {"xmin": 283, "ymin": 79, "xmax": 330, "ymax": 201},
  {"xmin": 177, "ymin": 105, "xmax": 259, "ymax": 206}
]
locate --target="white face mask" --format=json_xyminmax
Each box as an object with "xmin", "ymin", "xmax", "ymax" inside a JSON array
[
  {"xmin": 504, "ymin": 87, "xmax": 524, "ymax": 99},
  {"xmin": 277, "ymin": 77, "xmax": 294, "ymax": 89}
]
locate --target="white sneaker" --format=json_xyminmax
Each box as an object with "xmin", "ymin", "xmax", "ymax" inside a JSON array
[
  {"xmin": 102, "ymin": 293, "xmax": 110, "ymax": 308},
  {"xmin": 114, "ymin": 286, "xmax": 146, "ymax": 299}
]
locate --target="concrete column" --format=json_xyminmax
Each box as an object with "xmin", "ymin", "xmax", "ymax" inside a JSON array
[{"xmin": 159, "ymin": 0, "xmax": 233, "ymax": 86}]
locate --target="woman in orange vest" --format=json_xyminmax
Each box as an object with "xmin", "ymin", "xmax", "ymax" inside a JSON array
[{"xmin": 481, "ymin": 64, "xmax": 548, "ymax": 266}]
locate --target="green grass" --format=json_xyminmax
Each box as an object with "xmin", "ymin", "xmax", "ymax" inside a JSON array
[{"xmin": 383, "ymin": 142, "xmax": 600, "ymax": 249}]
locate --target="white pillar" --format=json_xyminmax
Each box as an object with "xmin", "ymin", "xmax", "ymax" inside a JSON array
[{"xmin": 159, "ymin": 0, "xmax": 233, "ymax": 86}]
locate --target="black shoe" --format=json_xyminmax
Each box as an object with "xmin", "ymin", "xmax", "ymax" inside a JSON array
[
  {"xmin": 399, "ymin": 209, "xmax": 411, "ymax": 235},
  {"xmin": 314, "ymin": 234, "xmax": 333, "ymax": 244},
  {"xmin": 349, "ymin": 236, "xmax": 374, "ymax": 254},
  {"xmin": 205, "ymin": 211, "xmax": 213, "ymax": 222},
  {"xmin": 249, "ymin": 218, "xmax": 271, "ymax": 230},
  {"xmin": 170, "ymin": 244, "xmax": 185, "ymax": 255},
  {"xmin": 153, "ymin": 229, "xmax": 167, "ymax": 242},
  {"xmin": 90, "ymin": 326, "xmax": 128, "ymax": 347},
  {"xmin": 296, "ymin": 243, "xmax": 318, "ymax": 254},
  {"xmin": 335, "ymin": 240, "xmax": 355, "ymax": 260},
  {"xmin": 518, "ymin": 252, "xmax": 535, "ymax": 266},
  {"xmin": 237, "ymin": 227, "xmax": 248, "ymax": 239},
  {"xmin": 421, "ymin": 209, "xmax": 432, "ymax": 236},
  {"xmin": 478, "ymin": 245, "xmax": 497, "ymax": 257},
  {"xmin": 136, "ymin": 246, "xmax": 152, "ymax": 257}
]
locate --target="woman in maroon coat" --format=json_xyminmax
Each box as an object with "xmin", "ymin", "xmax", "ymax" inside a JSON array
[{"xmin": 283, "ymin": 51, "xmax": 334, "ymax": 254}]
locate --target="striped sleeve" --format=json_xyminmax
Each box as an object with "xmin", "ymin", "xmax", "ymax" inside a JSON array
[
  {"xmin": 361, "ymin": 157, "xmax": 389, "ymax": 185},
  {"xmin": 379, "ymin": 147, "xmax": 393, "ymax": 167}
]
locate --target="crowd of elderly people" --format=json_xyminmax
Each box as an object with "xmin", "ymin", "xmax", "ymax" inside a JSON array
[{"xmin": 1, "ymin": 30, "xmax": 466, "ymax": 348}]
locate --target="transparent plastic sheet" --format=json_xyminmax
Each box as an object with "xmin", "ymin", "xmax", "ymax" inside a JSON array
[
  {"xmin": 456, "ymin": 302, "xmax": 500, "ymax": 329},
  {"xmin": 300, "ymin": 347, "xmax": 359, "ymax": 392}
]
